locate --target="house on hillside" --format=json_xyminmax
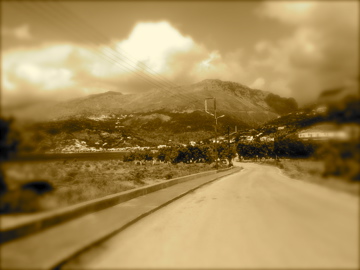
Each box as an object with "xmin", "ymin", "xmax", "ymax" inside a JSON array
[
  {"xmin": 315, "ymin": 106, "xmax": 327, "ymax": 114},
  {"xmin": 260, "ymin": 136, "xmax": 274, "ymax": 142},
  {"xmin": 298, "ymin": 123, "xmax": 359, "ymax": 141},
  {"xmin": 157, "ymin": 145, "xmax": 168, "ymax": 149},
  {"xmin": 239, "ymin": 135, "xmax": 254, "ymax": 141}
]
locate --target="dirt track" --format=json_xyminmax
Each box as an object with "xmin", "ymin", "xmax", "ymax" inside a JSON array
[{"xmin": 63, "ymin": 162, "xmax": 359, "ymax": 269}]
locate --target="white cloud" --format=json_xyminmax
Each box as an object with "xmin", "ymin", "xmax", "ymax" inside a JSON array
[
  {"xmin": 116, "ymin": 21, "xmax": 195, "ymax": 73},
  {"xmin": 15, "ymin": 64, "xmax": 73, "ymax": 90},
  {"xmin": 4, "ymin": 45, "xmax": 76, "ymax": 91}
]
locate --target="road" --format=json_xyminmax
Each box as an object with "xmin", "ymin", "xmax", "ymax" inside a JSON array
[{"xmin": 63, "ymin": 162, "xmax": 359, "ymax": 269}]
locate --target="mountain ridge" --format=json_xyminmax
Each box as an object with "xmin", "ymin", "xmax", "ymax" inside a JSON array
[{"xmin": 4, "ymin": 79, "xmax": 297, "ymax": 126}]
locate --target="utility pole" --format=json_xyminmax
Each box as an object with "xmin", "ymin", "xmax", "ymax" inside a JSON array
[{"xmin": 205, "ymin": 98, "xmax": 224, "ymax": 170}]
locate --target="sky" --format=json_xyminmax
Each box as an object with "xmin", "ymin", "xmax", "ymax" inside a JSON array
[{"xmin": 1, "ymin": 1, "xmax": 359, "ymax": 106}]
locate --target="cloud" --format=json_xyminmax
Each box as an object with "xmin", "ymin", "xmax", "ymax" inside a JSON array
[
  {"xmin": 254, "ymin": 1, "xmax": 359, "ymax": 104},
  {"xmin": 2, "ymin": 24, "xmax": 32, "ymax": 40},
  {"xmin": 3, "ymin": 8, "xmax": 357, "ymax": 108},
  {"xmin": 257, "ymin": 2, "xmax": 316, "ymax": 25},
  {"xmin": 2, "ymin": 21, "xmax": 248, "ymax": 105},
  {"xmin": 116, "ymin": 21, "xmax": 194, "ymax": 73},
  {"xmin": 15, "ymin": 64, "xmax": 74, "ymax": 90}
]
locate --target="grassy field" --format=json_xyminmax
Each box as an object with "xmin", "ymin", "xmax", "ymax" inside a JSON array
[
  {"xmin": 2, "ymin": 160, "xmax": 215, "ymax": 212},
  {"xmin": 261, "ymin": 159, "xmax": 359, "ymax": 196}
]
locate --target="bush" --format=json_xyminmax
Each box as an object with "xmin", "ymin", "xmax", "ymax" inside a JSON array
[
  {"xmin": 274, "ymin": 137, "xmax": 315, "ymax": 158},
  {"xmin": 127, "ymin": 168, "xmax": 147, "ymax": 184},
  {"xmin": 316, "ymin": 142, "xmax": 360, "ymax": 181},
  {"xmin": 165, "ymin": 172, "xmax": 174, "ymax": 179}
]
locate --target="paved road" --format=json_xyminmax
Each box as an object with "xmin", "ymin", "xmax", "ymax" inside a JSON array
[{"xmin": 63, "ymin": 162, "xmax": 359, "ymax": 269}]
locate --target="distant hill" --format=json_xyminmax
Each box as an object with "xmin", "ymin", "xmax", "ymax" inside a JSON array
[
  {"xmin": 4, "ymin": 79, "xmax": 297, "ymax": 126},
  {"xmin": 4, "ymin": 79, "xmax": 300, "ymax": 152},
  {"xmin": 253, "ymin": 93, "xmax": 360, "ymax": 141}
]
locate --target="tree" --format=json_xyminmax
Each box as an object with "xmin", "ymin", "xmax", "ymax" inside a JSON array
[
  {"xmin": 218, "ymin": 143, "xmax": 237, "ymax": 166},
  {"xmin": 274, "ymin": 136, "xmax": 315, "ymax": 158}
]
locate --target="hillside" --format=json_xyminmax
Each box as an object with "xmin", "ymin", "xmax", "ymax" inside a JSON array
[
  {"xmin": 4, "ymin": 79, "xmax": 300, "ymax": 153},
  {"xmin": 248, "ymin": 93, "xmax": 360, "ymax": 141},
  {"xmin": 4, "ymin": 79, "xmax": 297, "ymax": 126}
]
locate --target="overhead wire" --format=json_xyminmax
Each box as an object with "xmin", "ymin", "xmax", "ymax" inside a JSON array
[
  {"xmin": 52, "ymin": 2, "xmax": 204, "ymax": 108},
  {"xmin": 11, "ymin": 2, "xmax": 170, "ymax": 92},
  {"xmin": 11, "ymin": 1, "xmax": 202, "ymax": 108},
  {"xmin": 56, "ymin": 1, "xmax": 182, "ymax": 90},
  {"xmin": 8, "ymin": 2, "xmax": 265, "ymax": 116}
]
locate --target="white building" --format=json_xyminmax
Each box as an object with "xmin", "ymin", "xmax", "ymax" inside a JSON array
[
  {"xmin": 157, "ymin": 145, "xmax": 168, "ymax": 149},
  {"xmin": 260, "ymin": 136, "xmax": 274, "ymax": 142},
  {"xmin": 298, "ymin": 123, "xmax": 357, "ymax": 141}
]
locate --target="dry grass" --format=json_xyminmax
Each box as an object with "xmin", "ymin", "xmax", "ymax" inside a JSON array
[{"xmin": 2, "ymin": 160, "xmax": 213, "ymax": 211}]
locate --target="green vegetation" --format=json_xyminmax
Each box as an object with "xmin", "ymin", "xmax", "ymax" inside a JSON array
[
  {"xmin": 316, "ymin": 141, "xmax": 360, "ymax": 180},
  {"xmin": 236, "ymin": 137, "xmax": 315, "ymax": 160},
  {"xmin": 236, "ymin": 137, "xmax": 359, "ymax": 181},
  {"xmin": 123, "ymin": 143, "xmax": 236, "ymax": 166},
  {"xmin": 2, "ymin": 93, "xmax": 358, "ymax": 213},
  {"xmin": 265, "ymin": 93, "xmax": 298, "ymax": 115}
]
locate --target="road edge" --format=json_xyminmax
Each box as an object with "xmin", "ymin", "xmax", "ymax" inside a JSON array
[
  {"xmin": 55, "ymin": 166, "xmax": 242, "ymax": 270},
  {"xmin": 0, "ymin": 167, "xmax": 236, "ymax": 244}
]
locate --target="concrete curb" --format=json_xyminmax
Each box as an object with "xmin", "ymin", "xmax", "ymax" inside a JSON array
[
  {"xmin": 56, "ymin": 166, "xmax": 242, "ymax": 270},
  {"xmin": 0, "ymin": 168, "xmax": 233, "ymax": 244}
]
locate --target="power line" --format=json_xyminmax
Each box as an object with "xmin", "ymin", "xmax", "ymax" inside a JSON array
[
  {"xmin": 57, "ymin": 1, "xmax": 182, "ymax": 90},
  {"xmin": 11, "ymin": 1, "xmax": 202, "ymax": 108},
  {"xmin": 11, "ymin": 2, "xmax": 169, "ymax": 91},
  {"xmin": 38, "ymin": 1, "xmax": 203, "ymax": 107},
  {"xmin": 8, "ymin": 2, "xmax": 270, "ymax": 116},
  {"xmin": 53, "ymin": 1, "xmax": 203, "ymax": 108}
]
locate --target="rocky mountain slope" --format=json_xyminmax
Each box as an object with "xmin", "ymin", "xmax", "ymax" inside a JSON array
[
  {"xmin": 4, "ymin": 79, "xmax": 297, "ymax": 127},
  {"xmin": 4, "ymin": 79, "xmax": 300, "ymax": 152}
]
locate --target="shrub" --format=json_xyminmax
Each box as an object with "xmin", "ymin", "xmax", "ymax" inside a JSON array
[
  {"xmin": 165, "ymin": 172, "xmax": 174, "ymax": 180},
  {"xmin": 127, "ymin": 168, "xmax": 147, "ymax": 184}
]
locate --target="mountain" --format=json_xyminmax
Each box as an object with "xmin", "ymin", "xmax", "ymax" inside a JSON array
[
  {"xmin": 4, "ymin": 79, "xmax": 297, "ymax": 127},
  {"xmin": 4, "ymin": 79, "xmax": 300, "ymax": 152}
]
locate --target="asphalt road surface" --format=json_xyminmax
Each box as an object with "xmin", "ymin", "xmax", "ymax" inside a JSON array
[{"xmin": 63, "ymin": 162, "xmax": 359, "ymax": 269}]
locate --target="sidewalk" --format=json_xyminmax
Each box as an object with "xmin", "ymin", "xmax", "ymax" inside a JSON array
[{"xmin": 0, "ymin": 167, "xmax": 241, "ymax": 270}]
